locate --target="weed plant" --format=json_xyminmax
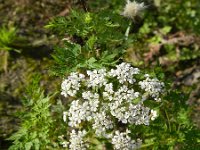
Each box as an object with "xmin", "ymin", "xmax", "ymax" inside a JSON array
[{"xmin": 8, "ymin": 0, "xmax": 200, "ymax": 149}]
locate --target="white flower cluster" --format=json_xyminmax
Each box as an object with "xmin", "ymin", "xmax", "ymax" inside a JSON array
[
  {"xmin": 69, "ymin": 130, "xmax": 88, "ymax": 150},
  {"xmin": 87, "ymin": 68, "xmax": 107, "ymax": 87},
  {"xmin": 60, "ymin": 62, "xmax": 164, "ymax": 150},
  {"xmin": 61, "ymin": 72, "xmax": 85, "ymax": 97},
  {"xmin": 112, "ymin": 130, "xmax": 142, "ymax": 150},
  {"xmin": 92, "ymin": 111, "xmax": 113, "ymax": 137},
  {"xmin": 139, "ymin": 74, "xmax": 165, "ymax": 102},
  {"xmin": 109, "ymin": 62, "xmax": 139, "ymax": 84},
  {"xmin": 67, "ymin": 92, "xmax": 100, "ymax": 127}
]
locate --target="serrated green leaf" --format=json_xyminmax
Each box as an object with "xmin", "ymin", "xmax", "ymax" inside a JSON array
[
  {"xmin": 25, "ymin": 142, "xmax": 33, "ymax": 150},
  {"xmin": 86, "ymin": 35, "xmax": 97, "ymax": 50}
]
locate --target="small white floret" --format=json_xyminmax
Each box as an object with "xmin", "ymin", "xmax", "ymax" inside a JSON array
[{"xmin": 122, "ymin": 0, "xmax": 146, "ymax": 20}]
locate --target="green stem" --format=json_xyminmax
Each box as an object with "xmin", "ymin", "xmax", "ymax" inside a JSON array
[
  {"xmin": 177, "ymin": 124, "xmax": 181, "ymax": 132},
  {"xmin": 125, "ymin": 21, "xmax": 132, "ymax": 40},
  {"xmin": 141, "ymin": 142, "xmax": 154, "ymax": 148},
  {"xmin": 165, "ymin": 109, "xmax": 171, "ymax": 132}
]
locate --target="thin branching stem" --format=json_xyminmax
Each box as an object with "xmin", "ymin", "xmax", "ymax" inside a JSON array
[{"xmin": 125, "ymin": 20, "xmax": 132, "ymax": 40}]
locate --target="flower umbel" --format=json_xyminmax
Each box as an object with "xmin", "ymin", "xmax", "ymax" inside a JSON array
[
  {"xmin": 122, "ymin": 0, "xmax": 146, "ymax": 20},
  {"xmin": 60, "ymin": 62, "xmax": 164, "ymax": 149}
]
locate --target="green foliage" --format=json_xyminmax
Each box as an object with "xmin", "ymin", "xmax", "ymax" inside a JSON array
[
  {"xmin": 179, "ymin": 47, "xmax": 200, "ymax": 61},
  {"xmin": 0, "ymin": 25, "xmax": 20, "ymax": 72},
  {"xmin": 51, "ymin": 41, "xmax": 119, "ymax": 76},
  {"xmin": 0, "ymin": 26, "xmax": 17, "ymax": 51},
  {"xmin": 131, "ymin": 0, "xmax": 200, "ymax": 73},
  {"xmin": 87, "ymin": 0, "xmax": 124, "ymax": 11},
  {"xmin": 157, "ymin": 0, "xmax": 200, "ymax": 33},
  {"xmin": 139, "ymin": 90, "xmax": 200, "ymax": 149},
  {"xmin": 46, "ymin": 10, "xmax": 126, "ymax": 41},
  {"xmin": 8, "ymin": 75, "xmax": 53, "ymax": 150},
  {"xmin": 45, "ymin": 2, "xmax": 200, "ymax": 149},
  {"xmin": 8, "ymin": 0, "xmax": 200, "ymax": 149},
  {"xmin": 137, "ymin": 0, "xmax": 200, "ymax": 35},
  {"xmin": 47, "ymin": 10, "xmax": 128, "ymax": 76}
]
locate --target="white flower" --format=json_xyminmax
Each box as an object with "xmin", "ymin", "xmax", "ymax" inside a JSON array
[
  {"xmin": 103, "ymin": 91, "xmax": 114, "ymax": 101},
  {"xmin": 82, "ymin": 91, "xmax": 99, "ymax": 113},
  {"xmin": 127, "ymin": 104, "xmax": 152, "ymax": 125},
  {"xmin": 122, "ymin": 0, "xmax": 146, "ymax": 20},
  {"xmin": 110, "ymin": 105, "xmax": 128, "ymax": 123},
  {"xmin": 111, "ymin": 130, "xmax": 141, "ymax": 150},
  {"xmin": 62, "ymin": 141, "xmax": 68, "ymax": 148},
  {"xmin": 89, "ymin": 99, "xmax": 99, "ymax": 112},
  {"xmin": 63, "ymin": 111, "xmax": 67, "ymax": 122},
  {"xmin": 108, "ymin": 62, "xmax": 140, "ymax": 84},
  {"xmin": 82, "ymin": 91, "xmax": 99, "ymax": 101},
  {"xmin": 92, "ymin": 111, "xmax": 113, "ymax": 137},
  {"xmin": 69, "ymin": 130, "xmax": 88, "ymax": 150},
  {"xmin": 150, "ymin": 110, "xmax": 158, "ymax": 121},
  {"xmin": 139, "ymin": 74, "xmax": 164, "ymax": 101},
  {"xmin": 68, "ymin": 100, "xmax": 91, "ymax": 127},
  {"xmin": 87, "ymin": 69, "xmax": 107, "ymax": 88},
  {"xmin": 105, "ymin": 83, "xmax": 114, "ymax": 94},
  {"xmin": 68, "ymin": 92, "xmax": 100, "ymax": 127},
  {"xmin": 61, "ymin": 72, "xmax": 85, "ymax": 97}
]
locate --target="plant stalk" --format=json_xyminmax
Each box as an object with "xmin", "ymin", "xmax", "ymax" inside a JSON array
[{"xmin": 125, "ymin": 21, "xmax": 132, "ymax": 40}]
